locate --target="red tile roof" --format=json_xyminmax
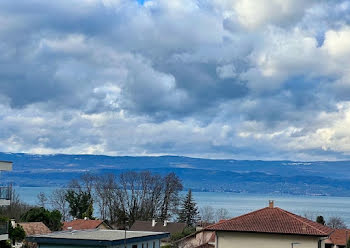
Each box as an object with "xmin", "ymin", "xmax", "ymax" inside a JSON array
[
  {"xmin": 63, "ymin": 219, "xmax": 105, "ymax": 231},
  {"xmin": 19, "ymin": 222, "xmax": 51, "ymax": 236},
  {"xmin": 206, "ymin": 207, "xmax": 333, "ymax": 237},
  {"xmin": 326, "ymin": 229, "xmax": 350, "ymax": 246}
]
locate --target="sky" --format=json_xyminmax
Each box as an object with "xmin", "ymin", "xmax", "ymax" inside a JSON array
[{"xmin": 1, "ymin": 0, "xmax": 350, "ymax": 160}]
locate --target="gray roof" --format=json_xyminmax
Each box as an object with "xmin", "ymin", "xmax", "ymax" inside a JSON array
[
  {"xmin": 27, "ymin": 229, "xmax": 169, "ymax": 247},
  {"xmin": 130, "ymin": 221, "xmax": 186, "ymax": 235}
]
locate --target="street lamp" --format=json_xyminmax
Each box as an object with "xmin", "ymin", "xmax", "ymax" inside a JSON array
[{"xmin": 291, "ymin": 242, "xmax": 301, "ymax": 248}]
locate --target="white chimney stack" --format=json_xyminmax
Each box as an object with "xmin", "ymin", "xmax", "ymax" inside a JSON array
[
  {"xmin": 10, "ymin": 219, "xmax": 16, "ymax": 228},
  {"xmin": 163, "ymin": 220, "xmax": 168, "ymax": 227},
  {"xmin": 152, "ymin": 219, "xmax": 156, "ymax": 227},
  {"xmin": 84, "ymin": 217, "xmax": 88, "ymax": 220}
]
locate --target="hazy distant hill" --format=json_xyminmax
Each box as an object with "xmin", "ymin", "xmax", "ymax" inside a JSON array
[{"xmin": 1, "ymin": 152, "xmax": 350, "ymax": 196}]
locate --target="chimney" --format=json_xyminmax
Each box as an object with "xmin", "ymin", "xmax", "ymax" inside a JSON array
[
  {"xmin": 152, "ymin": 219, "xmax": 156, "ymax": 227},
  {"xmin": 269, "ymin": 200, "xmax": 274, "ymax": 208},
  {"xmin": 84, "ymin": 217, "xmax": 88, "ymax": 220},
  {"xmin": 10, "ymin": 219, "xmax": 16, "ymax": 228},
  {"xmin": 163, "ymin": 220, "xmax": 168, "ymax": 227}
]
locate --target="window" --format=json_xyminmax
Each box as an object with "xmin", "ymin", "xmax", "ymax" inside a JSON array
[
  {"xmin": 132, "ymin": 245, "xmax": 138, "ymax": 248},
  {"xmin": 142, "ymin": 244, "xmax": 144, "ymax": 248},
  {"xmin": 153, "ymin": 241, "xmax": 155, "ymax": 248},
  {"xmin": 146, "ymin": 243, "xmax": 149, "ymax": 248}
]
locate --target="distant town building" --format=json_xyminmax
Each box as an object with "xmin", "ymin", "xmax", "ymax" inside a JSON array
[
  {"xmin": 0, "ymin": 160, "xmax": 12, "ymax": 242},
  {"xmin": 27, "ymin": 229, "xmax": 169, "ymax": 248},
  {"xmin": 62, "ymin": 218, "xmax": 112, "ymax": 231},
  {"xmin": 206, "ymin": 200, "xmax": 334, "ymax": 248}
]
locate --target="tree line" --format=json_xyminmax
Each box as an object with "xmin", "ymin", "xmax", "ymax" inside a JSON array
[
  {"xmin": 2, "ymin": 170, "xmax": 348, "ymax": 233},
  {"xmin": 33, "ymin": 171, "xmax": 204, "ymax": 227}
]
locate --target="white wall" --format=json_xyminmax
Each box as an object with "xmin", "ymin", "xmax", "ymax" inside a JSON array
[
  {"xmin": 111, "ymin": 238, "xmax": 161, "ymax": 248},
  {"xmin": 217, "ymin": 231, "xmax": 324, "ymax": 248},
  {"xmin": 0, "ymin": 234, "xmax": 8, "ymax": 241}
]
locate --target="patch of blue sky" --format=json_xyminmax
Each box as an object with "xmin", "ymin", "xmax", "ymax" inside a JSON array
[{"xmin": 137, "ymin": 0, "xmax": 147, "ymax": 5}]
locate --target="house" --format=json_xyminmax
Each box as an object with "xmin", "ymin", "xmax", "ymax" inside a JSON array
[
  {"xmin": 15, "ymin": 222, "xmax": 51, "ymax": 248},
  {"xmin": 26, "ymin": 229, "xmax": 169, "ymax": 248},
  {"xmin": 18, "ymin": 222, "xmax": 51, "ymax": 236},
  {"xmin": 325, "ymin": 229, "xmax": 350, "ymax": 248},
  {"xmin": 130, "ymin": 220, "xmax": 186, "ymax": 246},
  {"xmin": 206, "ymin": 201, "xmax": 334, "ymax": 248},
  {"xmin": 0, "ymin": 160, "xmax": 13, "ymax": 242},
  {"xmin": 62, "ymin": 218, "xmax": 112, "ymax": 231},
  {"xmin": 176, "ymin": 229, "xmax": 215, "ymax": 248}
]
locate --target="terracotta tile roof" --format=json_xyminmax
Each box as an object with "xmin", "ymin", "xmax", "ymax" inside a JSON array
[
  {"xmin": 19, "ymin": 222, "xmax": 51, "ymax": 236},
  {"xmin": 206, "ymin": 207, "xmax": 333, "ymax": 237},
  {"xmin": 326, "ymin": 229, "xmax": 350, "ymax": 246},
  {"xmin": 130, "ymin": 221, "xmax": 186, "ymax": 235},
  {"xmin": 63, "ymin": 219, "xmax": 105, "ymax": 231}
]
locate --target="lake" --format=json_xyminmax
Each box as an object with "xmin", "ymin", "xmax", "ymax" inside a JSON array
[{"xmin": 15, "ymin": 187, "xmax": 350, "ymax": 226}]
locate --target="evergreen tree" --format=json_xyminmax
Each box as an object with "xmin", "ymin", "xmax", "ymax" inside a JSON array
[
  {"xmin": 21, "ymin": 207, "xmax": 62, "ymax": 231},
  {"xmin": 9, "ymin": 223, "xmax": 26, "ymax": 244},
  {"xmin": 65, "ymin": 190, "xmax": 94, "ymax": 219},
  {"xmin": 316, "ymin": 216, "xmax": 325, "ymax": 225},
  {"xmin": 178, "ymin": 189, "xmax": 199, "ymax": 226}
]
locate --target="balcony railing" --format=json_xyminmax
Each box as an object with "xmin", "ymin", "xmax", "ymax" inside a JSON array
[
  {"xmin": 0, "ymin": 185, "xmax": 11, "ymax": 200},
  {"xmin": 0, "ymin": 221, "xmax": 8, "ymax": 235}
]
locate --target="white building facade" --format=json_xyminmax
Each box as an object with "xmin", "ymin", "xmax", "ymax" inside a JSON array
[{"xmin": 0, "ymin": 161, "xmax": 13, "ymax": 241}]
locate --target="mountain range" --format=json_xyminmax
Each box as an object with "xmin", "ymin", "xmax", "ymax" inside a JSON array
[{"xmin": 1, "ymin": 152, "xmax": 350, "ymax": 196}]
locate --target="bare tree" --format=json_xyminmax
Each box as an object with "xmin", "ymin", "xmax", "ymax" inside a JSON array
[
  {"xmin": 215, "ymin": 208, "xmax": 230, "ymax": 222},
  {"xmin": 81, "ymin": 172, "xmax": 95, "ymax": 195},
  {"xmin": 200, "ymin": 206, "xmax": 215, "ymax": 223},
  {"xmin": 50, "ymin": 189, "xmax": 69, "ymax": 221},
  {"xmin": 36, "ymin": 192, "xmax": 48, "ymax": 208},
  {"xmin": 69, "ymin": 171, "xmax": 183, "ymax": 225},
  {"xmin": 94, "ymin": 174, "xmax": 119, "ymax": 222},
  {"xmin": 109, "ymin": 171, "xmax": 183, "ymax": 226},
  {"xmin": 160, "ymin": 173, "xmax": 183, "ymax": 221},
  {"xmin": 0, "ymin": 187, "xmax": 31, "ymax": 220},
  {"xmin": 115, "ymin": 171, "xmax": 163, "ymax": 224},
  {"xmin": 303, "ymin": 211, "xmax": 316, "ymax": 221},
  {"xmin": 327, "ymin": 217, "xmax": 347, "ymax": 229}
]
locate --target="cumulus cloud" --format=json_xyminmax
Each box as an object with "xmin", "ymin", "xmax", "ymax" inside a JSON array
[{"xmin": 0, "ymin": 0, "xmax": 350, "ymax": 160}]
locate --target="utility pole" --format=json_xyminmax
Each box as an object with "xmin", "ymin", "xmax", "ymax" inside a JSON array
[{"xmin": 124, "ymin": 219, "xmax": 128, "ymax": 248}]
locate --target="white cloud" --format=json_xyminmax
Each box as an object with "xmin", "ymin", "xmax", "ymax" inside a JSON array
[
  {"xmin": 322, "ymin": 26, "xmax": 350, "ymax": 62},
  {"xmin": 0, "ymin": 0, "xmax": 350, "ymax": 160},
  {"xmin": 214, "ymin": 0, "xmax": 316, "ymax": 29}
]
